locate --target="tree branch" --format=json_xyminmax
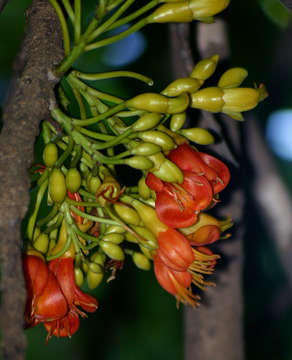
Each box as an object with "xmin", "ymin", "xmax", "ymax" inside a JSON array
[
  {"xmin": 0, "ymin": 1, "xmax": 63, "ymax": 358},
  {"xmin": 169, "ymin": 21, "xmax": 244, "ymax": 360}
]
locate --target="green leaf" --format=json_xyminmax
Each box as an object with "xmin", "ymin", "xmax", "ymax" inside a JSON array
[{"xmin": 258, "ymin": 0, "xmax": 292, "ymax": 28}]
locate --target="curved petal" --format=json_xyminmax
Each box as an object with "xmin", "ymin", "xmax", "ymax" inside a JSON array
[
  {"xmin": 187, "ymin": 225, "xmax": 221, "ymax": 246},
  {"xmin": 145, "ymin": 172, "xmax": 164, "ymax": 192},
  {"xmin": 199, "ymin": 152, "xmax": 230, "ymax": 193},
  {"xmin": 44, "ymin": 309, "xmax": 80, "ymax": 340}
]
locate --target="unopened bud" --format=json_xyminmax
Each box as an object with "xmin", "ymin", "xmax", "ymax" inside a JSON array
[
  {"xmin": 132, "ymin": 113, "xmax": 162, "ymax": 131},
  {"xmin": 138, "ymin": 176, "xmax": 151, "ymax": 199},
  {"xmin": 33, "ymin": 233, "xmax": 49, "ymax": 254},
  {"xmin": 66, "ymin": 168, "xmax": 81, "ymax": 193},
  {"xmin": 127, "ymin": 93, "xmax": 168, "ymax": 113},
  {"xmin": 100, "ymin": 241, "xmax": 125, "ymax": 261},
  {"xmin": 189, "ymin": 0, "xmax": 230, "ymax": 20},
  {"xmin": 131, "ymin": 142, "xmax": 161, "ymax": 156},
  {"xmin": 87, "ymin": 263, "xmax": 104, "ymax": 289},
  {"xmin": 148, "ymin": 2, "xmax": 193, "ymax": 23},
  {"xmin": 74, "ymin": 267, "xmax": 84, "ymax": 287},
  {"xmin": 190, "ymin": 87, "xmax": 224, "ymax": 112},
  {"xmin": 162, "ymin": 78, "xmax": 201, "ymax": 97},
  {"xmin": 43, "ymin": 143, "xmax": 58, "ymax": 168},
  {"xmin": 124, "ymin": 156, "xmax": 153, "ymax": 170},
  {"xmin": 114, "ymin": 203, "xmax": 141, "ymax": 225},
  {"xmin": 105, "ymin": 225, "xmax": 125, "ymax": 235},
  {"xmin": 222, "ymin": 88, "xmax": 259, "ymax": 113},
  {"xmin": 190, "ymin": 54, "xmax": 219, "ymax": 81},
  {"xmin": 218, "ymin": 67, "xmax": 248, "ymax": 89},
  {"xmin": 138, "ymin": 131, "xmax": 176, "ymax": 151},
  {"xmin": 102, "ymin": 233, "xmax": 125, "ymax": 244},
  {"xmin": 90, "ymin": 251, "xmax": 106, "ymax": 265},
  {"xmin": 179, "ymin": 127, "xmax": 214, "ymax": 145},
  {"xmin": 87, "ymin": 174, "xmax": 101, "ymax": 194},
  {"xmin": 132, "ymin": 252, "xmax": 151, "ymax": 270},
  {"xmin": 170, "ymin": 112, "xmax": 187, "ymax": 132}
]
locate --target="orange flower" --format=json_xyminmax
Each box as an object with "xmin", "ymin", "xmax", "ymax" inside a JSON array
[{"xmin": 23, "ymin": 255, "xmax": 98, "ymax": 341}]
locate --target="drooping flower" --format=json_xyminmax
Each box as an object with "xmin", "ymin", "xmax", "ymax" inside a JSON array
[
  {"xmin": 23, "ymin": 254, "xmax": 98, "ymax": 341},
  {"xmin": 154, "ymin": 227, "xmax": 220, "ymax": 306},
  {"xmin": 146, "ymin": 170, "xmax": 213, "ymax": 228},
  {"xmin": 168, "ymin": 143, "xmax": 230, "ymax": 193}
]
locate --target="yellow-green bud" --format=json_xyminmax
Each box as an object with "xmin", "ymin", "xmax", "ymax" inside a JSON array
[
  {"xmin": 124, "ymin": 156, "xmax": 153, "ymax": 170},
  {"xmin": 87, "ymin": 263, "xmax": 104, "ymax": 289},
  {"xmin": 33, "ymin": 233, "xmax": 49, "ymax": 254},
  {"xmin": 138, "ymin": 176, "xmax": 151, "ymax": 200},
  {"xmin": 125, "ymin": 232, "xmax": 138, "ymax": 243},
  {"xmin": 179, "ymin": 128, "xmax": 214, "ymax": 145},
  {"xmin": 166, "ymin": 93, "xmax": 189, "ymax": 114},
  {"xmin": 170, "ymin": 112, "xmax": 187, "ymax": 132},
  {"xmin": 49, "ymin": 168, "xmax": 67, "ymax": 204},
  {"xmin": 189, "ymin": 0, "xmax": 230, "ymax": 19},
  {"xmin": 102, "ymin": 233, "xmax": 125, "ymax": 245},
  {"xmin": 33, "ymin": 227, "xmax": 41, "ymax": 241},
  {"xmin": 190, "ymin": 54, "xmax": 219, "ymax": 81},
  {"xmin": 132, "ymin": 252, "xmax": 151, "ymax": 271},
  {"xmin": 114, "ymin": 203, "xmax": 141, "ymax": 225},
  {"xmin": 148, "ymin": 2, "xmax": 193, "ymax": 23},
  {"xmin": 132, "ymin": 113, "xmax": 162, "ymax": 131},
  {"xmin": 87, "ymin": 174, "xmax": 101, "ymax": 195},
  {"xmin": 100, "ymin": 241, "xmax": 125, "ymax": 261},
  {"xmin": 131, "ymin": 225, "xmax": 158, "ymax": 250},
  {"xmin": 139, "ymin": 244, "xmax": 154, "ymax": 259},
  {"xmin": 222, "ymin": 88, "xmax": 260, "ymax": 113},
  {"xmin": 74, "ymin": 268, "xmax": 84, "ymax": 287},
  {"xmin": 82, "ymin": 262, "xmax": 89, "ymax": 273},
  {"xmin": 162, "ymin": 78, "xmax": 201, "ymax": 97},
  {"xmin": 148, "ymin": 152, "xmax": 183, "ymax": 183},
  {"xmin": 218, "ymin": 67, "xmax": 248, "ymax": 88},
  {"xmin": 131, "ymin": 142, "xmax": 161, "ymax": 156},
  {"xmin": 127, "ymin": 93, "xmax": 168, "ymax": 113},
  {"xmin": 43, "ymin": 143, "xmax": 58, "ymax": 168},
  {"xmin": 190, "ymin": 87, "xmax": 224, "ymax": 112},
  {"xmin": 138, "ymin": 131, "xmax": 176, "ymax": 151},
  {"xmin": 105, "ymin": 225, "xmax": 125, "ymax": 235},
  {"xmin": 66, "ymin": 168, "xmax": 81, "ymax": 193},
  {"xmin": 90, "ymin": 252, "xmax": 106, "ymax": 265}
]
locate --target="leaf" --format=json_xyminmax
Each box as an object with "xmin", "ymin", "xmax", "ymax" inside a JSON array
[{"xmin": 258, "ymin": 0, "xmax": 292, "ymax": 28}]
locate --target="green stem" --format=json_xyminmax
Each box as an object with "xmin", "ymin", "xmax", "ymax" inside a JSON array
[
  {"xmin": 72, "ymin": 103, "xmax": 126, "ymax": 126},
  {"xmin": 73, "ymin": 224, "xmax": 102, "ymax": 244},
  {"xmin": 27, "ymin": 179, "xmax": 48, "ymax": 240},
  {"xmin": 79, "ymin": 189, "xmax": 97, "ymax": 200},
  {"xmin": 44, "ymin": 214, "xmax": 64, "ymax": 234},
  {"xmin": 46, "ymin": 232, "xmax": 72, "ymax": 261},
  {"xmin": 66, "ymin": 197, "xmax": 102, "ymax": 208},
  {"xmin": 62, "ymin": 0, "xmax": 75, "ymax": 23},
  {"xmin": 74, "ymin": 0, "xmax": 81, "ymax": 43},
  {"xmin": 92, "ymin": 128, "xmax": 133, "ymax": 150},
  {"xmin": 55, "ymin": 136, "xmax": 74, "ymax": 167},
  {"xmin": 67, "ymin": 74, "xmax": 123, "ymax": 104},
  {"xmin": 50, "ymin": 0, "xmax": 71, "ymax": 56},
  {"xmin": 70, "ymin": 205, "xmax": 121, "ymax": 225},
  {"xmin": 88, "ymin": 0, "xmax": 137, "ymax": 42},
  {"xmin": 77, "ymin": 127, "xmax": 115, "ymax": 141},
  {"xmin": 70, "ymin": 144, "xmax": 82, "ymax": 168},
  {"xmin": 72, "ymin": 87, "xmax": 87, "ymax": 119},
  {"xmin": 73, "ymin": 70, "xmax": 153, "ymax": 86},
  {"xmin": 36, "ymin": 204, "xmax": 58, "ymax": 228},
  {"xmin": 37, "ymin": 168, "xmax": 49, "ymax": 187},
  {"xmin": 85, "ymin": 18, "xmax": 149, "ymax": 51},
  {"xmin": 108, "ymin": 0, "xmax": 158, "ymax": 32}
]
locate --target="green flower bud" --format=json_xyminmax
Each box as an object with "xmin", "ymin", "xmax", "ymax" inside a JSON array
[
  {"xmin": 179, "ymin": 128, "xmax": 214, "ymax": 145},
  {"xmin": 124, "ymin": 156, "xmax": 154, "ymax": 170},
  {"xmin": 138, "ymin": 176, "xmax": 151, "ymax": 200},
  {"xmin": 149, "ymin": 153, "xmax": 183, "ymax": 183},
  {"xmin": 148, "ymin": 2, "xmax": 194, "ymax": 23},
  {"xmin": 87, "ymin": 263, "xmax": 104, "ymax": 289},
  {"xmin": 33, "ymin": 233, "xmax": 49, "ymax": 254},
  {"xmin": 49, "ymin": 168, "xmax": 67, "ymax": 204},
  {"xmin": 190, "ymin": 87, "xmax": 224, "ymax": 112},
  {"xmin": 218, "ymin": 67, "xmax": 248, "ymax": 88},
  {"xmin": 43, "ymin": 143, "xmax": 58, "ymax": 168},
  {"xmin": 162, "ymin": 78, "xmax": 201, "ymax": 97},
  {"xmin": 82, "ymin": 261, "xmax": 89, "ymax": 273},
  {"xmin": 190, "ymin": 54, "xmax": 219, "ymax": 81},
  {"xmin": 222, "ymin": 88, "xmax": 260, "ymax": 113},
  {"xmin": 100, "ymin": 241, "xmax": 125, "ymax": 261},
  {"xmin": 131, "ymin": 142, "xmax": 161, "ymax": 156},
  {"xmin": 131, "ymin": 225, "xmax": 158, "ymax": 250},
  {"xmin": 114, "ymin": 203, "xmax": 141, "ymax": 225},
  {"xmin": 138, "ymin": 131, "xmax": 176, "ymax": 151},
  {"xmin": 125, "ymin": 232, "xmax": 138, "ymax": 243},
  {"xmin": 33, "ymin": 227, "xmax": 41, "ymax": 241},
  {"xmin": 132, "ymin": 252, "xmax": 151, "ymax": 271},
  {"xmin": 90, "ymin": 252, "xmax": 106, "ymax": 265},
  {"xmin": 66, "ymin": 168, "xmax": 81, "ymax": 193},
  {"xmin": 102, "ymin": 233, "xmax": 125, "ymax": 245},
  {"xmin": 87, "ymin": 174, "xmax": 101, "ymax": 194},
  {"xmin": 132, "ymin": 113, "xmax": 163, "ymax": 131},
  {"xmin": 74, "ymin": 267, "xmax": 84, "ymax": 287},
  {"xmin": 127, "ymin": 93, "xmax": 168, "ymax": 113},
  {"xmin": 189, "ymin": 0, "xmax": 230, "ymax": 19},
  {"xmin": 166, "ymin": 93, "xmax": 189, "ymax": 114},
  {"xmin": 105, "ymin": 225, "xmax": 125, "ymax": 235},
  {"xmin": 170, "ymin": 112, "xmax": 187, "ymax": 132}
]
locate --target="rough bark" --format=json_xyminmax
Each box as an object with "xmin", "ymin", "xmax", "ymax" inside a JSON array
[
  {"xmin": 170, "ymin": 22, "xmax": 244, "ymax": 360},
  {"xmin": 0, "ymin": 1, "xmax": 63, "ymax": 358}
]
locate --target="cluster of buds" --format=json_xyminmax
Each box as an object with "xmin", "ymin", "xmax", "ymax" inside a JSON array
[{"xmin": 23, "ymin": 53, "xmax": 265, "ymax": 340}]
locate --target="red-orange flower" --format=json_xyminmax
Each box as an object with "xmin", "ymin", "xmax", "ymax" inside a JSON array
[
  {"xmin": 153, "ymin": 228, "xmax": 220, "ymax": 306},
  {"xmin": 168, "ymin": 144, "xmax": 230, "ymax": 194},
  {"xmin": 146, "ymin": 170, "xmax": 212, "ymax": 228},
  {"xmin": 23, "ymin": 255, "xmax": 98, "ymax": 341}
]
